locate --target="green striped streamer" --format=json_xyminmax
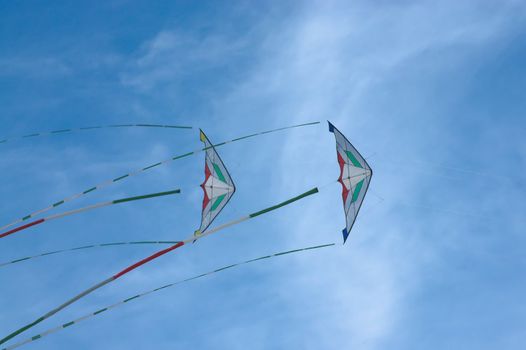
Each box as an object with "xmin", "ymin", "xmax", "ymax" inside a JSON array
[
  {"xmin": 0, "ymin": 189, "xmax": 181, "ymax": 239},
  {"xmin": 249, "ymin": 188, "xmax": 319, "ymax": 218},
  {"xmin": 0, "ymin": 185, "xmax": 324, "ymax": 267},
  {"xmin": 0, "ymin": 241, "xmax": 181, "ymax": 268},
  {"xmin": 0, "ymin": 121, "xmax": 319, "ymax": 233},
  {"xmin": 0, "ymin": 123, "xmax": 192, "ymax": 145},
  {"xmin": 1, "ymin": 243, "xmax": 335, "ymax": 350},
  {"xmin": 0, "ymin": 186, "xmax": 321, "ymax": 345}
]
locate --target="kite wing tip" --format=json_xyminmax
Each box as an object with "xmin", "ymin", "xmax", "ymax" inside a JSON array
[
  {"xmin": 192, "ymin": 230, "xmax": 202, "ymax": 244},
  {"xmin": 342, "ymin": 227, "xmax": 350, "ymax": 244},
  {"xmin": 328, "ymin": 120, "xmax": 335, "ymax": 133}
]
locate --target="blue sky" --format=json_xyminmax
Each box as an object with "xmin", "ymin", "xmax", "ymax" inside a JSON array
[{"xmin": 1, "ymin": 1, "xmax": 525, "ymax": 349}]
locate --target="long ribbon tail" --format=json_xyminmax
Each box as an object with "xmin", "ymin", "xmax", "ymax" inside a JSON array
[
  {"xmin": 0, "ymin": 241, "xmax": 186, "ymax": 346},
  {"xmin": 1, "ymin": 243, "xmax": 335, "ymax": 350},
  {"xmin": 0, "ymin": 189, "xmax": 181, "ymax": 239},
  {"xmin": 1, "ymin": 187, "xmax": 322, "ymax": 268},
  {"xmin": 0, "ymin": 187, "xmax": 319, "ymax": 345},
  {"xmin": 0, "ymin": 241, "xmax": 181, "ymax": 269},
  {"xmin": 0, "ymin": 121, "xmax": 319, "ymax": 232},
  {"xmin": 0, "ymin": 123, "xmax": 192, "ymax": 146}
]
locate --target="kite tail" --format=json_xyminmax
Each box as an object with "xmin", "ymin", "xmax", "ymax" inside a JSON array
[
  {"xmin": 0, "ymin": 186, "xmax": 319, "ymax": 345},
  {"xmin": 0, "ymin": 241, "xmax": 186, "ymax": 346},
  {"xmin": 0, "ymin": 189, "xmax": 181, "ymax": 239},
  {"xmin": 1, "ymin": 243, "xmax": 335, "ymax": 350},
  {"xmin": 0, "ymin": 220, "xmax": 45, "ymax": 239},
  {"xmin": 0, "ymin": 121, "xmax": 319, "ymax": 233},
  {"xmin": 0, "ymin": 123, "xmax": 192, "ymax": 146},
  {"xmin": 0, "ymin": 241, "xmax": 181, "ymax": 269}
]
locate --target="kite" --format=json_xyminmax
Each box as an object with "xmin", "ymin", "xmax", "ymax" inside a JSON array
[
  {"xmin": 194, "ymin": 129, "xmax": 236, "ymax": 239},
  {"xmin": 0, "ymin": 189, "xmax": 180, "ymax": 239},
  {"xmin": 0, "ymin": 121, "xmax": 319, "ymax": 235},
  {"xmin": 1, "ymin": 243, "xmax": 334, "ymax": 350},
  {"xmin": 0, "ymin": 130, "xmax": 320, "ymax": 346},
  {"xmin": 328, "ymin": 121, "xmax": 372, "ymax": 243},
  {"xmin": 0, "ymin": 123, "xmax": 192, "ymax": 146},
  {"xmin": 0, "ymin": 122, "xmax": 375, "ymax": 348}
]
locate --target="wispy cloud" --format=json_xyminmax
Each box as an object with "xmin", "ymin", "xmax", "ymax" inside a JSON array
[
  {"xmin": 1, "ymin": 1, "xmax": 525, "ymax": 349},
  {"xmin": 197, "ymin": 0, "xmax": 526, "ymax": 348},
  {"xmin": 0, "ymin": 57, "xmax": 71, "ymax": 79},
  {"xmin": 121, "ymin": 30, "xmax": 253, "ymax": 92}
]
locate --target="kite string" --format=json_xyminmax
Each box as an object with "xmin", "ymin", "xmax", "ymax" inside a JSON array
[
  {"xmin": 1, "ymin": 243, "xmax": 335, "ymax": 350},
  {"xmin": 317, "ymin": 179, "xmax": 339, "ymax": 191}
]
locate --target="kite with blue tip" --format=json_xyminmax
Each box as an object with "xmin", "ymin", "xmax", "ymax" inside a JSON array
[{"xmin": 328, "ymin": 121, "xmax": 372, "ymax": 243}]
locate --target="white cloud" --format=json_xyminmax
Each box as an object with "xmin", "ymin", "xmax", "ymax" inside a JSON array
[
  {"xmin": 120, "ymin": 30, "xmax": 252, "ymax": 92},
  {"xmin": 200, "ymin": 0, "xmax": 526, "ymax": 348}
]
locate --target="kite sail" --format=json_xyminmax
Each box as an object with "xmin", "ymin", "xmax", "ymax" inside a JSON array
[
  {"xmin": 195, "ymin": 129, "xmax": 236, "ymax": 238},
  {"xmin": 328, "ymin": 121, "xmax": 372, "ymax": 244}
]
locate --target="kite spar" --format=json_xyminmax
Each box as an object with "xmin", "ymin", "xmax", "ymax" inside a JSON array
[
  {"xmin": 0, "ymin": 121, "xmax": 319, "ymax": 236},
  {"xmin": 0, "ymin": 129, "xmax": 320, "ymax": 346}
]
